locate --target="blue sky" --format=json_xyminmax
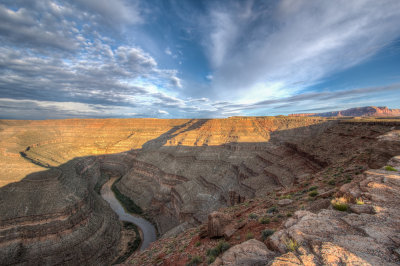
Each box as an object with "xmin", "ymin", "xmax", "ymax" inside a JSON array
[{"xmin": 0, "ymin": 0, "xmax": 400, "ymax": 119}]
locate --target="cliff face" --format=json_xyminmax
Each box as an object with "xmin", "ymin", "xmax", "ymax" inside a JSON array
[
  {"xmin": 0, "ymin": 117, "xmax": 324, "ymax": 186},
  {"xmin": 0, "ymin": 158, "xmax": 121, "ymax": 265},
  {"xmin": 291, "ymin": 106, "xmax": 400, "ymax": 117}
]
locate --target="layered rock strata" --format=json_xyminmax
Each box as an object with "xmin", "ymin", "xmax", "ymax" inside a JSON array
[{"xmin": 0, "ymin": 158, "xmax": 121, "ymax": 265}]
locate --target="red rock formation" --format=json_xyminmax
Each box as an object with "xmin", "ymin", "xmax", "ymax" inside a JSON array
[{"xmin": 291, "ymin": 106, "xmax": 400, "ymax": 117}]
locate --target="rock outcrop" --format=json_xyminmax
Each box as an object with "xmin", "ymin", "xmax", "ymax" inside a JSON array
[{"xmin": 208, "ymin": 156, "xmax": 400, "ymax": 265}]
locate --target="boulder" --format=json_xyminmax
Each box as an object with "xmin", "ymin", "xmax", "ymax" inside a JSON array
[
  {"xmin": 217, "ymin": 239, "xmax": 275, "ymax": 265},
  {"xmin": 277, "ymin": 199, "xmax": 293, "ymax": 206},
  {"xmin": 208, "ymin": 211, "xmax": 232, "ymax": 238}
]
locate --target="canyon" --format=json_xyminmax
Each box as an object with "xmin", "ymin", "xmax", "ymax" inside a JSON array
[{"xmin": 1, "ymin": 115, "xmax": 400, "ymax": 265}]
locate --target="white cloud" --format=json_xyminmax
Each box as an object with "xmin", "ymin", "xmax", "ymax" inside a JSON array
[
  {"xmin": 157, "ymin": 110, "xmax": 169, "ymax": 115},
  {"xmin": 204, "ymin": 0, "xmax": 400, "ymax": 102},
  {"xmin": 165, "ymin": 47, "xmax": 172, "ymax": 55}
]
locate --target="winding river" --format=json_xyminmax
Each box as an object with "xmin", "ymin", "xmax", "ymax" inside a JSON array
[{"xmin": 100, "ymin": 178, "xmax": 157, "ymax": 251}]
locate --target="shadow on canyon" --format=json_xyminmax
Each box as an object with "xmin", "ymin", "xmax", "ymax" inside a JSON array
[{"xmin": 2, "ymin": 119, "xmax": 400, "ymax": 264}]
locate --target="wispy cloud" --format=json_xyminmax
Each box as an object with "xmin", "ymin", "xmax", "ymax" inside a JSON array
[{"xmin": 203, "ymin": 0, "xmax": 400, "ymax": 102}]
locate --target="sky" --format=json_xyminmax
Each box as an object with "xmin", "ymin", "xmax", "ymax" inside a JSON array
[{"xmin": 0, "ymin": 0, "xmax": 400, "ymax": 119}]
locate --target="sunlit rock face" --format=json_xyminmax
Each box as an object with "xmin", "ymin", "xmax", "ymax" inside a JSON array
[{"xmin": 0, "ymin": 117, "xmax": 324, "ymax": 186}]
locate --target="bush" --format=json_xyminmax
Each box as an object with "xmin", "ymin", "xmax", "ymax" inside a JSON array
[
  {"xmin": 206, "ymin": 241, "xmax": 230, "ymax": 259},
  {"xmin": 331, "ymin": 198, "xmax": 348, "ymax": 211},
  {"xmin": 328, "ymin": 179, "xmax": 336, "ymax": 185},
  {"xmin": 246, "ymin": 232, "xmax": 254, "ymax": 240},
  {"xmin": 286, "ymin": 212, "xmax": 293, "ymax": 217},
  {"xmin": 195, "ymin": 241, "xmax": 201, "ymax": 247},
  {"xmin": 261, "ymin": 229, "xmax": 275, "ymax": 241},
  {"xmin": 249, "ymin": 213, "xmax": 258, "ymax": 219},
  {"xmin": 259, "ymin": 217, "xmax": 270, "ymax": 224},
  {"xmin": 280, "ymin": 194, "xmax": 292, "ymax": 199},
  {"xmin": 385, "ymin": 165, "xmax": 398, "ymax": 171},
  {"xmin": 206, "ymin": 255, "xmax": 215, "ymax": 264},
  {"xmin": 187, "ymin": 255, "xmax": 202, "ymax": 266},
  {"xmin": 356, "ymin": 198, "xmax": 364, "ymax": 205},
  {"xmin": 266, "ymin": 206, "xmax": 277, "ymax": 213},
  {"xmin": 216, "ymin": 240, "xmax": 230, "ymax": 253},
  {"xmin": 309, "ymin": 186, "xmax": 318, "ymax": 191},
  {"xmin": 308, "ymin": 190, "xmax": 318, "ymax": 197},
  {"xmin": 285, "ymin": 238, "xmax": 299, "ymax": 252},
  {"xmin": 206, "ymin": 248, "xmax": 219, "ymax": 257}
]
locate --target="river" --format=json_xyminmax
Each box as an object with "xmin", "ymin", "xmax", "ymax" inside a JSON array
[{"xmin": 100, "ymin": 178, "xmax": 157, "ymax": 251}]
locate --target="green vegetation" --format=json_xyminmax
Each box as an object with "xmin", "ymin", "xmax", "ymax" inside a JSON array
[
  {"xmin": 206, "ymin": 240, "xmax": 230, "ymax": 258},
  {"xmin": 206, "ymin": 256, "xmax": 216, "ymax": 264},
  {"xmin": 308, "ymin": 190, "xmax": 318, "ymax": 197},
  {"xmin": 309, "ymin": 186, "xmax": 318, "ymax": 191},
  {"xmin": 246, "ymin": 232, "xmax": 254, "ymax": 240},
  {"xmin": 285, "ymin": 238, "xmax": 299, "ymax": 252},
  {"xmin": 259, "ymin": 216, "xmax": 270, "ymax": 224},
  {"xmin": 195, "ymin": 241, "xmax": 201, "ymax": 247},
  {"xmin": 261, "ymin": 229, "xmax": 275, "ymax": 241},
  {"xmin": 286, "ymin": 212, "xmax": 293, "ymax": 217},
  {"xmin": 385, "ymin": 165, "xmax": 398, "ymax": 171},
  {"xmin": 328, "ymin": 179, "xmax": 336, "ymax": 185},
  {"xmin": 186, "ymin": 255, "xmax": 202, "ymax": 266},
  {"xmin": 266, "ymin": 206, "xmax": 277, "ymax": 213},
  {"xmin": 113, "ymin": 222, "xmax": 141, "ymax": 264},
  {"xmin": 112, "ymin": 178, "xmax": 143, "ymax": 215},
  {"xmin": 356, "ymin": 198, "xmax": 365, "ymax": 205},
  {"xmin": 280, "ymin": 194, "xmax": 292, "ymax": 199},
  {"xmin": 249, "ymin": 213, "xmax": 258, "ymax": 219},
  {"xmin": 331, "ymin": 198, "xmax": 349, "ymax": 211}
]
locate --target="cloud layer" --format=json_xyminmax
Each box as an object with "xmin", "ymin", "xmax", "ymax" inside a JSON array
[{"xmin": 0, "ymin": 0, "xmax": 399, "ymax": 119}]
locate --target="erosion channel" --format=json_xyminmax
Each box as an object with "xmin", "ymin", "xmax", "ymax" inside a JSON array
[{"xmin": 101, "ymin": 178, "xmax": 157, "ymax": 251}]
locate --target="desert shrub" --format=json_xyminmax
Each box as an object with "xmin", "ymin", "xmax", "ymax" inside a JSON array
[
  {"xmin": 259, "ymin": 217, "xmax": 270, "ymax": 224},
  {"xmin": 309, "ymin": 186, "xmax": 318, "ymax": 191},
  {"xmin": 308, "ymin": 190, "xmax": 318, "ymax": 197},
  {"xmin": 266, "ymin": 206, "xmax": 277, "ymax": 213},
  {"xmin": 261, "ymin": 229, "xmax": 275, "ymax": 241},
  {"xmin": 356, "ymin": 198, "xmax": 364, "ymax": 205},
  {"xmin": 206, "ymin": 241, "xmax": 230, "ymax": 258},
  {"xmin": 286, "ymin": 212, "xmax": 293, "ymax": 217},
  {"xmin": 186, "ymin": 255, "xmax": 202, "ymax": 266},
  {"xmin": 328, "ymin": 179, "xmax": 336, "ymax": 185},
  {"xmin": 206, "ymin": 248, "xmax": 219, "ymax": 257},
  {"xmin": 285, "ymin": 238, "xmax": 299, "ymax": 252},
  {"xmin": 195, "ymin": 241, "xmax": 201, "ymax": 247},
  {"xmin": 206, "ymin": 255, "xmax": 215, "ymax": 264},
  {"xmin": 385, "ymin": 165, "xmax": 398, "ymax": 171},
  {"xmin": 246, "ymin": 232, "xmax": 254, "ymax": 240},
  {"xmin": 331, "ymin": 197, "xmax": 348, "ymax": 211},
  {"xmin": 280, "ymin": 194, "xmax": 292, "ymax": 199},
  {"xmin": 249, "ymin": 213, "xmax": 258, "ymax": 219},
  {"xmin": 272, "ymin": 217, "xmax": 279, "ymax": 222},
  {"xmin": 216, "ymin": 240, "xmax": 230, "ymax": 253}
]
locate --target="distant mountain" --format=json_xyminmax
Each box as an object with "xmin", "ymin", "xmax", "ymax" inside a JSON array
[{"xmin": 291, "ymin": 106, "xmax": 400, "ymax": 117}]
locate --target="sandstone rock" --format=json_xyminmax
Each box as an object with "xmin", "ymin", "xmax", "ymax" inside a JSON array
[
  {"xmin": 268, "ymin": 156, "xmax": 400, "ymax": 265},
  {"xmin": 208, "ymin": 211, "xmax": 232, "ymax": 238},
  {"xmin": 277, "ymin": 199, "xmax": 293, "ymax": 206},
  {"xmin": 218, "ymin": 239, "xmax": 275, "ymax": 265},
  {"xmin": 348, "ymin": 204, "xmax": 375, "ymax": 214}
]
